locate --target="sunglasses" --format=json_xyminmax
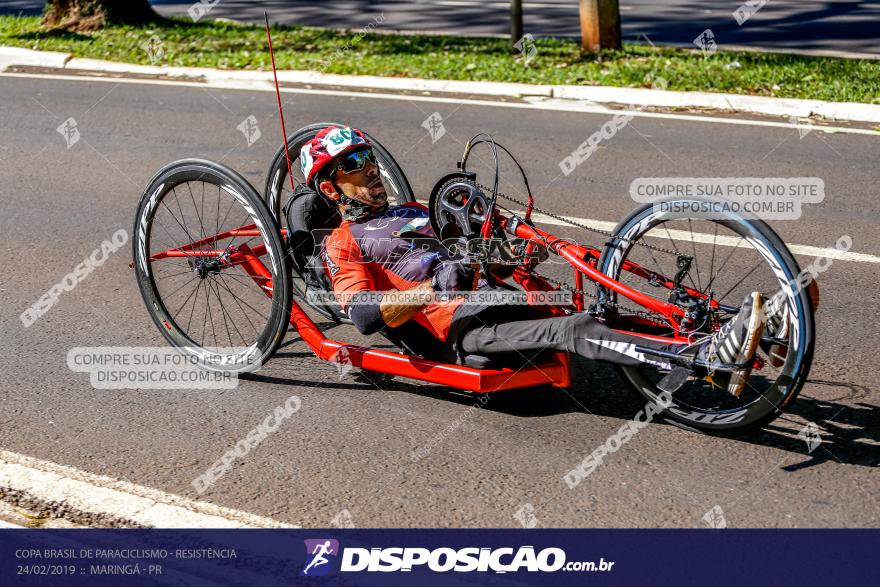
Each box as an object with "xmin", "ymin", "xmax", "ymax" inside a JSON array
[{"xmin": 333, "ymin": 149, "xmax": 377, "ymax": 176}]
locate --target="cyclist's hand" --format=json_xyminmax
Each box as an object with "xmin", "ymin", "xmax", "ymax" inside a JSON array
[
  {"xmin": 521, "ymin": 240, "xmax": 549, "ymax": 268},
  {"xmin": 431, "ymin": 259, "xmax": 478, "ymax": 294},
  {"xmin": 494, "ymin": 238, "xmax": 549, "ymax": 268}
]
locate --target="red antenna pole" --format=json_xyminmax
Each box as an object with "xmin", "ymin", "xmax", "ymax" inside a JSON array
[{"xmin": 264, "ymin": 12, "xmax": 297, "ymax": 195}]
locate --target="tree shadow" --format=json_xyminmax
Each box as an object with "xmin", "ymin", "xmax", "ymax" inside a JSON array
[
  {"xmin": 145, "ymin": 0, "xmax": 878, "ymax": 54},
  {"xmin": 9, "ymin": 1, "xmax": 875, "ymax": 54},
  {"xmin": 0, "ymin": 1, "xmax": 42, "ymax": 17},
  {"xmin": 13, "ymin": 29, "xmax": 92, "ymax": 42},
  {"xmin": 623, "ymin": 1, "xmax": 877, "ymax": 52}
]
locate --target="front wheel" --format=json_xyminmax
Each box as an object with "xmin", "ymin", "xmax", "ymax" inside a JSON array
[
  {"xmin": 597, "ymin": 197, "xmax": 816, "ymax": 434},
  {"xmin": 133, "ymin": 159, "xmax": 292, "ymax": 373}
]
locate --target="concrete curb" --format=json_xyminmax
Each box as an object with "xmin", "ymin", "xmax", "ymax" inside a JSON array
[
  {"xmin": 0, "ymin": 449, "xmax": 293, "ymax": 529},
  {"xmin": 0, "ymin": 520, "xmax": 22, "ymax": 529},
  {"xmin": 0, "ymin": 498, "xmax": 81, "ymax": 528},
  {"xmin": 2, "ymin": 46, "xmax": 879, "ymax": 124},
  {"xmin": 0, "ymin": 46, "xmax": 71, "ymax": 70}
]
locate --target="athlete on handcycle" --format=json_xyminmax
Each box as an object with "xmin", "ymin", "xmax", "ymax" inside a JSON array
[{"xmin": 301, "ymin": 126, "xmax": 772, "ymax": 396}]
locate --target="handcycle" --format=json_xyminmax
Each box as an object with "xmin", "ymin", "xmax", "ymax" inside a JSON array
[{"xmin": 132, "ymin": 119, "xmax": 817, "ymax": 434}]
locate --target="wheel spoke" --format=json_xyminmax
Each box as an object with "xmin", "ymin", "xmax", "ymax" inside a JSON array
[
  {"xmin": 207, "ymin": 277, "xmax": 242, "ymax": 347},
  {"xmin": 161, "ymin": 195, "xmax": 198, "ymax": 251},
  {"xmin": 688, "ymin": 219, "xmax": 702, "ymax": 291},
  {"xmin": 152, "ymin": 216, "xmax": 201, "ymax": 262},
  {"xmin": 157, "ymin": 273, "xmax": 201, "ymax": 303},
  {"xmin": 215, "ymin": 273, "xmax": 267, "ymax": 332},
  {"xmin": 171, "ymin": 277, "xmax": 202, "ymax": 326},
  {"xmin": 202, "ymin": 279, "xmax": 215, "ymax": 347},
  {"xmin": 187, "ymin": 182, "xmax": 208, "ymax": 244},
  {"xmin": 717, "ymin": 258, "xmax": 765, "ymax": 304},
  {"xmin": 708, "ymin": 222, "xmax": 718, "ymax": 292},
  {"xmin": 213, "ymin": 273, "xmax": 271, "ymax": 321},
  {"xmin": 604, "ymin": 213, "xmax": 806, "ymax": 429},
  {"xmin": 185, "ymin": 279, "xmax": 203, "ymax": 334},
  {"xmin": 662, "ymin": 222, "xmax": 699, "ymax": 292},
  {"xmin": 703, "ymin": 235, "xmax": 743, "ymax": 294}
]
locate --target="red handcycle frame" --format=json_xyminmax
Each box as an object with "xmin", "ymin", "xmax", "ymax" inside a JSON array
[
  {"xmin": 149, "ymin": 206, "xmax": 711, "ymax": 394},
  {"xmin": 148, "ymin": 18, "xmax": 699, "ymax": 393}
]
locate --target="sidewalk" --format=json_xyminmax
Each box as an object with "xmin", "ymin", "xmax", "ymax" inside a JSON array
[
  {"xmin": 3, "ymin": 46, "xmax": 879, "ymax": 125},
  {"xmin": 0, "ymin": 449, "xmax": 292, "ymax": 529}
]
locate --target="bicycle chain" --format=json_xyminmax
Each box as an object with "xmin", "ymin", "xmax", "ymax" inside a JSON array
[
  {"xmin": 533, "ymin": 270, "xmax": 673, "ymax": 327},
  {"xmin": 473, "ymin": 182, "xmax": 680, "ymax": 327},
  {"xmin": 474, "ymin": 182, "xmax": 681, "ymax": 257}
]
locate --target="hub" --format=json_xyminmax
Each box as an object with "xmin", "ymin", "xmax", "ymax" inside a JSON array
[{"xmin": 189, "ymin": 257, "xmax": 222, "ymax": 279}]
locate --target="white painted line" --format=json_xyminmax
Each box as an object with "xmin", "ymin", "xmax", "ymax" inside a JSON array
[
  {"xmin": 2, "ymin": 72, "xmax": 878, "ymax": 136},
  {"xmin": 530, "ymin": 211, "xmax": 880, "ymax": 263},
  {"xmin": 521, "ymin": 98, "xmax": 880, "ymax": 136},
  {"xmin": 5, "ymin": 45, "xmax": 880, "ymax": 122},
  {"xmin": 0, "ymin": 449, "xmax": 293, "ymax": 528}
]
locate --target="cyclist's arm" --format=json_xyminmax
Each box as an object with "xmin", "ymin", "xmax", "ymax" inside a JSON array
[
  {"xmin": 324, "ymin": 227, "xmax": 435, "ymax": 334},
  {"xmin": 378, "ymin": 259, "xmax": 482, "ymax": 326},
  {"xmin": 379, "ymin": 280, "xmax": 435, "ymax": 328}
]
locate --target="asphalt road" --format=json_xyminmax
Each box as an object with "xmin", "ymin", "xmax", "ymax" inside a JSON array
[
  {"xmin": 0, "ymin": 73, "xmax": 878, "ymax": 527},
  {"xmin": 2, "ymin": 1, "xmax": 878, "ymax": 56}
]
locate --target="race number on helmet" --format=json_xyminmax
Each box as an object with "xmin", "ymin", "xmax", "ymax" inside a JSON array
[{"xmin": 300, "ymin": 126, "xmax": 371, "ymax": 186}]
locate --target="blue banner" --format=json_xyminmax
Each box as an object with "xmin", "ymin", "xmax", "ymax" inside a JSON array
[{"xmin": 1, "ymin": 529, "xmax": 875, "ymax": 585}]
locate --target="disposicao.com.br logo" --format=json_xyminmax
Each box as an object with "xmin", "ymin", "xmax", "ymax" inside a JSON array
[
  {"xmin": 301, "ymin": 539, "xmax": 339, "ymax": 576},
  {"xmin": 299, "ymin": 539, "xmax": 613, "ymax": 575}
]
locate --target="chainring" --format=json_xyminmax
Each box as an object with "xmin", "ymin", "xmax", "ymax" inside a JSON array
[{"xmin": 428, "ymin": 173, "xmax": 490, "ymax": 240}]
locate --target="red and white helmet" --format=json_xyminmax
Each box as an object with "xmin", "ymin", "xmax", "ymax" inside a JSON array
[{"xmin": 300, "ymin": 126, "xmax": 371, "ymax": 186}]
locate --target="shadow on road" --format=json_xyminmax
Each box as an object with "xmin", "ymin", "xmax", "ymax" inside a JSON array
[
  {"xmin": 255, "ymin": 327, "xmax": 880, "ymax": 470},
  {"xmin": 749, "ymin": 379, "xmax": 879, "ymax": 469}
]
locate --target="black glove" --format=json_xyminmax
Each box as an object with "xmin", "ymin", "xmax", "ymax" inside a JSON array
[
  {"xmin": 444, "ymin": 236, "xmax": 490, "ymax": 264},
  {"xmin": 431, "ymin": 259, "xmax": 477, "ymax": 294}
]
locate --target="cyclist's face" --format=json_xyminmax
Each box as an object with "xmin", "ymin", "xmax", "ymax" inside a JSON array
[{"xmin": 320, "ymin": 152, "xmax": 387, "ymax": 209}]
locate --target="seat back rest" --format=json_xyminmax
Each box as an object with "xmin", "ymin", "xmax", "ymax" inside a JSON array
[{"xmin": 285, "ymin": 186, "xmax": 341, "ymax": 282}]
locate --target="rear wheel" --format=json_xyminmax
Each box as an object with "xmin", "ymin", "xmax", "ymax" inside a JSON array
[
  {"xmin": 597, "ymin": 197, "xmax": 816, "ymax": 433},
  {"xmin": 133, "ymin": 159, "xmax": 291, "ymax": 373}
]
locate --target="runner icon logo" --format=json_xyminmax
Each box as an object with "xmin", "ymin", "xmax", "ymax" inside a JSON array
[{"xmin": 301, "ymin": 539, "xmax": 340, "ymax": 577}]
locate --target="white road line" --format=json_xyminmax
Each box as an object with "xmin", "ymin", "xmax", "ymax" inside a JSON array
[
  {"xmin": 0, "ymin": 449, "xmax": 293, "ymax": 528},
  {"xmin": 2, "ymin": 72, "xmax": 878, "ymax": 136},
  {"xmin": 527, "ymin": 211, "xmax": 878, "ymax": 262}
]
